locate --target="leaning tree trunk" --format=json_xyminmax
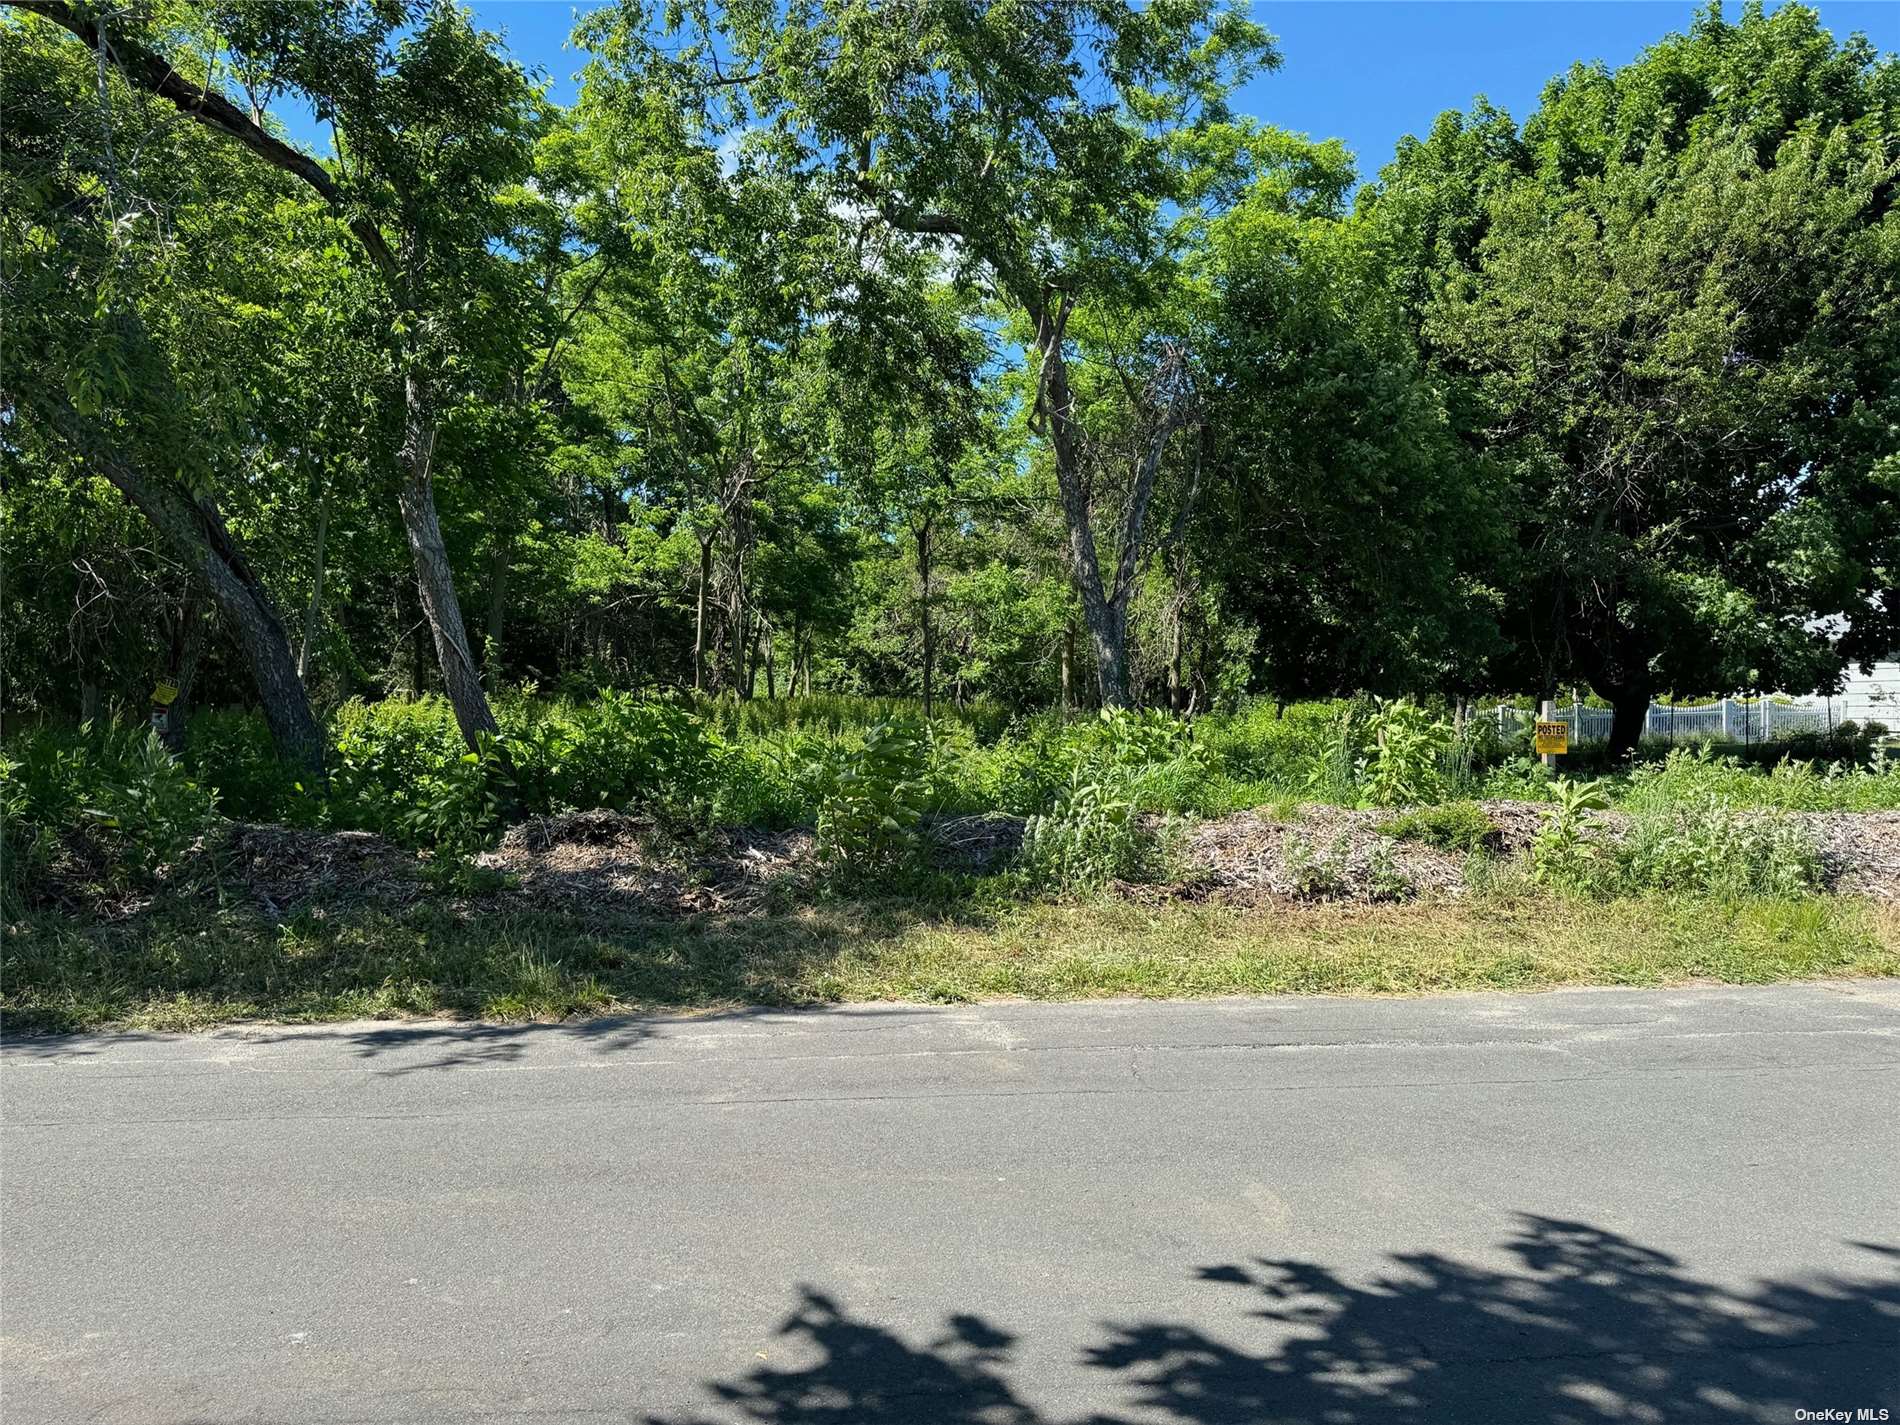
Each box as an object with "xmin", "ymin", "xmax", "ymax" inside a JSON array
[
  {"xmin": 395, "ymin": 373, "xmax": 497, "ymax": 749},
  {"xmin": 48, "ymin": 403, "xmax": 325, "ymax": 775}
]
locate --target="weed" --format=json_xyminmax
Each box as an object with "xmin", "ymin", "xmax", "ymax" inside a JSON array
[
  {"xmin": 1020, "ymin": 767, "xmax": 1152, "ymax": 892},
  {"xmin": 1283, "ymin": 830, "xmax": 1352, "ymax": 899},
  {"xmin": 1377, "ymin": 801, "xmax": 1499, "ymax": 855},
  {"xmin": 816, "ymin": 717, "xmax": 929, "ymax": 882},
  {"xmin": 1531, "ymin": 777, "xmax": 1611, "ymax": 893}
]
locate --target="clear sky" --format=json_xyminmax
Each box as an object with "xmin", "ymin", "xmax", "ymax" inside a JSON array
[{"xmin": 459, "ymin": 0, "xmax": 1900, "ymax": 183}]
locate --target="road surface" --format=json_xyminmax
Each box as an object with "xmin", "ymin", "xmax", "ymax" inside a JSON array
[{"xmin": 5, "ymin": 982, "xmax": 1899, "ymax": 1423}]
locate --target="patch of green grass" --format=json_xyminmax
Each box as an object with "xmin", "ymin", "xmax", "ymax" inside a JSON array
[{"xmin": 5, "ymin": 891, "xmax": 1894, "ymax": 1035}]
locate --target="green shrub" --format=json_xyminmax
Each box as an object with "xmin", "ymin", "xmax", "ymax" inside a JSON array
[
  {"xmin": 1618, "ymin": 801, "xmax": 1822, "ymax": 898},
  {"xmin": 1483, "ymin": 755, "xmax": 1557, "ymax": 802},
  {"xmin": 1, "ymin": 724, "xmax": 220, "ymax": 893},
  {"xmin": 1358, "ymin": 698, "xmax": 1451, "ymax": 808},
  {"xmin": 1530, "ymin": 777, "xmax": 1612, "ymax": 892},
  {"xmin": 1377, "ymin": 800, "xmax": 1498, "ymax": 854},
  {"xmin": 82, "ymin": 731, "xmax": 221, "ymax": 882},
  {"xmin": 511, "ymin": 691, "xmax": 721, "ymax": 821},
  {"xmin": 1019, "ymin": 768, "xmax": 1153, "ymax": 892},
  {"xmin": 1300, "ymin": 698, "xmax": 1451, "ymax": 808},
  {"xmin": 817, "ymin": 717, "xmax": 929, "ymax": 881},
  {"xmin": 181, "ymin": 708, "xmax": 313, "ymax": 824}
]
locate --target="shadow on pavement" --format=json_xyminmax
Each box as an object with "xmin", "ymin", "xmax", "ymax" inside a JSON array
[{"xmin": 649, "ymin": 1214, "xmax": 1900, "ymax": 1423}]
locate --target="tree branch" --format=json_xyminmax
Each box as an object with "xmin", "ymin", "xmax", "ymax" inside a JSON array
[{"xmin": 8, "ymin": 0, "xmax": 398, "ymax": 277}]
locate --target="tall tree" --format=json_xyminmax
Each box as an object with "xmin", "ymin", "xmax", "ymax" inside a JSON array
[
  {"xmin": 12, "ymin": 0, "xmax": 547, "ymax": 750},
  {"xmin": 2, "ymin": 14, "xmax": 326, "ymax": 769},
  {"xmin": 1371, "ymin": 0, "xmax": 1900, "ymax": 756},
  {"xmin": 582, "ymin": 0, "xmax": 1277, "ymax": 705}
]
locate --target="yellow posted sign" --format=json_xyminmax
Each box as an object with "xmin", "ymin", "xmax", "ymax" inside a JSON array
[
  {"xmin": 152, "ymin": 682, "xmax": 180, "ymax": 706},
  {"xmin": 1534, "ymin": 720, "xmax": 1569, "ymax": 756}
]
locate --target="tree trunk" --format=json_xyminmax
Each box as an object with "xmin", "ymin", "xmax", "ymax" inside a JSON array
[
  {"xmin": 915, "ymin": 516, "xmax": 934, "ymax": 721},
  {"xmin": 762, "ymin": 618, "xmax": 777, "ymax": 699},
  {"xmin": 157, "ymin": 595, "xmax": 209, "ymax": 754},
  {"xmin": 1032, "ymin": 307, "xmax": 1127, "ymax": 706},
  {"xmin": 483, "ymin": 537, "xmax": 509, "ymax": 679},
  {"xmin": 1026, "ymin": 300, "xmax": 1192, "ymax": 709},
  {"xmin": 1166, "ymin": 605, "xmax": 1185, "ymax": 714},
  {"xmin": 1059, "ymin": 623, "xmax": 1074, "ymax": 720},
  {"xmin": 694, "ymin": 535, "xmax": 714, "ymax": 693},
  {"xmin": 1606, "ymin": 686, "xmax": 1650, "ymax": 763},
  {"xmin": 48, "ymin": 405, "xmax": 324, "ymax": 775},
  {"xmin": 297, "ymin": 478, "xmax": 329, "ymax": 682},
  {"xmin": 395, "ymin": 373, "xmax": 496, "ymax": 748}
]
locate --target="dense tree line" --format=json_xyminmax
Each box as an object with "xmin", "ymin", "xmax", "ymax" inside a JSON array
[{"xmin": 4, "ymin": 0, "xmax": 1895, "ymax": 763}]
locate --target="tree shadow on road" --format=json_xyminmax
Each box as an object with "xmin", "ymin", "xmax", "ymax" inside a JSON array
[{"xmin": 649, "ymin": 1215, "xmax": 1900, "ymax": 1423}]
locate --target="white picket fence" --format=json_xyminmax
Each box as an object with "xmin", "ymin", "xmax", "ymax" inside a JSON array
[{"xmin": 1495, "ymin": 698, "xmax": 1846, "ymax": 746}]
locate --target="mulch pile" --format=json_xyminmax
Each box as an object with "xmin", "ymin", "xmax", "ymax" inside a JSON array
[
  {"xmin": 1791, "ymin": 812, "xmax": 1900, "ymax": 901},
  {"xmin": 38, "ymin": 800, "xmax": 1900, "ymax": 919},
  {"xmin": 224, "ymin": 823, "xmax": 424, "ymax": 915},
  {"xmin": 1182, "ymin": 806, "xmax": 1471, "ymax": 902},
  {"xmin": 474, "ymin": 811, "xmax": 815, "ymax": 914}
]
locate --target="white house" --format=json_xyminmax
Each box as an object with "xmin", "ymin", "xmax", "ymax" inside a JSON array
[{"xmin": 1817, "ymin": 657, "xmax": 1900, "ymax": 725}]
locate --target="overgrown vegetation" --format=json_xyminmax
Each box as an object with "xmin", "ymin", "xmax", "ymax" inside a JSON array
[{"xmin": 5, "ymin": 0, "xmax": 1899, "ymax": 1029}]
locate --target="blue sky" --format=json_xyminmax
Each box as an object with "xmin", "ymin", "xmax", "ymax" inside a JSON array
[{"xmin": 457, "ymin": 0, "xmax": 1900, "ymax": 182}]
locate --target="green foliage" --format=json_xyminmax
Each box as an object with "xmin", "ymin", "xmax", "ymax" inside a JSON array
[
  {"xmin": 816, "ymin": 717, "xmax": 929, "ymax": 882},
  {"xmin": 1366, "ymin": 839, "xmax": 1415, "ymax": 902},
  {"xmin": 1377, "ymin": 801, "xmax": 1498, "ymax": 855},
  {"xmin": 1619, "ymin": 803, "xmax": 1823, "ymax": 899},
  {"xmin": 1282, "ymin": 831, "xmax": 1352, "ymax": 899},
  {"xmin": 81, "ymin": 731, "xmax": 220, "ymax": 880},
  {"xmin": 1372, "ymin": 1, "xmax": 1900, "ymax": 720},
  {"xmin": 1530, "ymin": 778, "xmax": 1612, "ymax": 892},
  {"xmin": 1357, "ymin": 698, "xmax": 1452, "ymax": 808},
  {"xmin": 0, "ymin": 726, "xmax": 220, "ymax": 893},
  {"xmin": 1621, "ymin": 745, "xmax": 1900, "ymax": 815},
  {"xmin": 1019, "ymin": 769, "xmax": 1153, "ymax": 894},
  {"xmin": 1302, "ymin": 698, "xmax": 1452, "ymax": 807}
]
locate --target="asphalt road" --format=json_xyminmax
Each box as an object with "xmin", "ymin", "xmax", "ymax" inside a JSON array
[{"xmin": 5, "ymin": 982, "xmax": 1899, "ymax": 1425}]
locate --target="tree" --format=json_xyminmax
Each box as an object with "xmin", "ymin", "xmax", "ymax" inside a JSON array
[
  {"xmin": 582, "ymin": 0, "xmax": 1277, "ymax": 705},
  {"xmin": 13, "ymin": 0, "xmax": 548, "ymax": 750},
  {"xmin": 1371, "ymin": 0, "xmax": 1900, "ymax": 756},
  {"xmin": 2, "ymin": 14, "xmax": 327, "ymax": 770},
  {"xmin": 1192, "ymin": 134, "xmax": 1508, "ymax": 703}
]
